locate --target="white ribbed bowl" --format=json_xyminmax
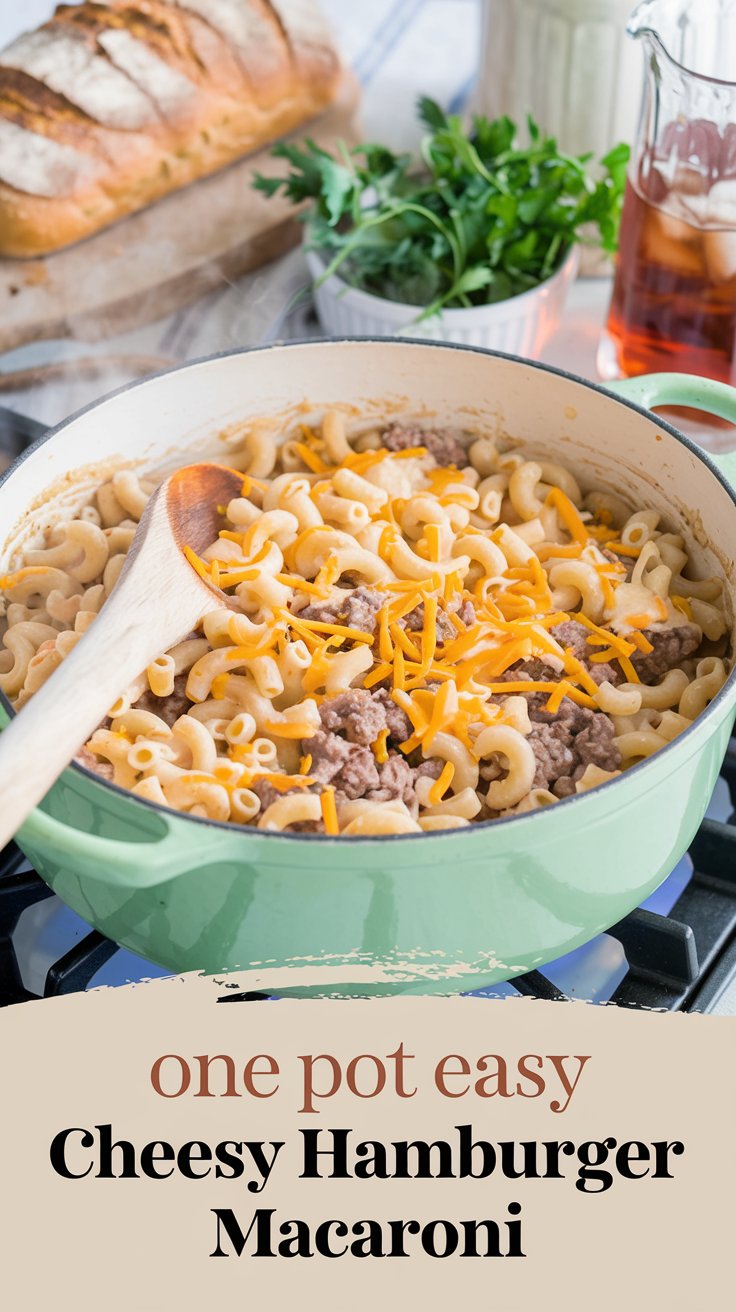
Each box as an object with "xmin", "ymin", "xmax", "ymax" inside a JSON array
[{"xmin": 305, "ymin": 243, "xmax": 579, "ymax": 356}]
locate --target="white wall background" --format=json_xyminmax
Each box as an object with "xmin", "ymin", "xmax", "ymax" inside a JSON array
[{"xmin": 0, "ymin": 1, "xmax": 56, "ymax": 47}]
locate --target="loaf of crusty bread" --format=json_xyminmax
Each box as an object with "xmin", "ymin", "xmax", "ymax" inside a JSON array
[{"xmin": 0, "ymin": 0, "xmax": 341, "ymax": 258}]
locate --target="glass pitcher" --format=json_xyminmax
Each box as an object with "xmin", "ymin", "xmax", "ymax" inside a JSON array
[{"xmin": 599, "ymin": 0, "xmax": 736, "ymax": 385}]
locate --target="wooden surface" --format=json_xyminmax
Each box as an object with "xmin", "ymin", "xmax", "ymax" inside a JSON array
[{"xmin": 0, "ymin": 72, "xmax": 360, "ymax": 355}]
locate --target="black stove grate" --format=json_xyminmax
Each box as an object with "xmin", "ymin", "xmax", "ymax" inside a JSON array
[
  {"xmin": 0, "ymin": 842, "xmax": 122, "ymax": 1003},
  {"xmin": 1, "ymin": 747, "xmax": 734, "ymax": 1010},
  {"xmin": 0, "ymin": 404, "xmax": 45, "ymax": 470},
  {"xmin": 608, "ymin": 818, "xmax": 736, "ymax": 1010}
]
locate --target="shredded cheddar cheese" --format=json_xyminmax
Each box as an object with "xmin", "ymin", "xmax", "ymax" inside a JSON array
[
  {"xmin": 535, "ymin": 543, "xmax": 583, "ymax": 563},
  {"xmin": 428, "ymin": 760, "xmax": 455, "ymax": 805},
  {"xmin": 292, "ymin": 620, "xmax": 375, "ymax": 645},
  {"xmin": 372, "ymin": 729, "xmax": 389, "ymax": 763},
  {"xmin": 183, "ymin": 545, "xmax": 210, "ymax": 579},
  {"xmin": 256, "ymin": 773, "xmax": 314, "ymax": 792},
  {"xmin": 393, "ymin": 646, "xmax": 406, "ymax": 691},
  {"xmin": 210, "ymin": 674, "xmax": 229, "ymax": 700},
  {"xmin": 263, "ymin": 720, "xmax": 318, "ymax": 739},
  {"xmin": 320, "ymin": 787, "xmax": 339, "ymax": 835},
  {"xmin": 151, "ymin": 415, "xmax": 718, "ymax": 833},
  {"xmin": 617, "ymin": 655, "xmax": 640, "ymax": 684},
  {"xmin": 342, "ymin": 449, "xmax": 389, "ymax": 475},
  {"xmin": 392, "ymin": 446, "xmax": 428, "ymax": 459},
  {"xmin": 627, "ymin": 597, "xmax": 668, "ymax": 627},
  {"xmin": 604, "ymin": 540, "xmax": 641, "ymax": 557},
  {"xmin": 424, "ymin": 524, "xmax": 442, "ymax": 562},
  {"xmin": 294, "ymin": 443, "xmax": 330, "ymax": 474},
  {"xmin": 671, "ymin": 595, "xmax": 693, "ymax": 621},
  {"xmin": 378, "ymin": 607, "xmax": 394, "ymax": 662},
  {"xmin": 0, "ymin": 566, "xmax": 57, "ymax": 588},
  {"xmin": 364, "ymin": 661, "xmax": 393, "ymax": 689},
  {"xmin": 575, "ymin": 613, "xmax": 637, "ymax": 658},
  {"xmin": 545, "ymin": 487, "xmax": 589, "ymax": 546},
  {"xmin": 390, "ymin": 622, "xmax": 421, "ymax": 661}
]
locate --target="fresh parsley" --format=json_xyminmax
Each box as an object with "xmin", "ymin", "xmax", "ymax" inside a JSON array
[{"xmin": 254, "ymin": 98, "xmax": 629, "ymax": 319}]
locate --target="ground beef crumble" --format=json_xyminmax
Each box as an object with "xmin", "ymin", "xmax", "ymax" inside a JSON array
[
  {"xmin": 75, "ymin": 744, "xmax": 114, "ymax": 781},
  {"xmin": 133, "ymin": 672, "xmax": 192, "ymax": 726},
  {"xmin": 454, "ymin": 598, "xmax": 476, "ymax": 628},
  {"xmin": 366, "ymin": 751, "xmax": 418, "ymax": 816},
  {"xmin": 371, "ymin": 687, "xmax": 413, "ymax": 743},
  {"xmin": 252, "ymin": 744, "xmax": 444, "ymax": 830},
  {"xmin": 549, "ymin": 620, "xmax": 620, "ymax": 687},
  {"xmin": 527, "ymin": 722, "xmax": 576, "ymax": 790},
  {"xmin": 630, "ymin": 625, "xmax": 701, "ymax": 683},
  {"xmin": 402, "ymin": 600, "xmax": 458, "ymax": 642},
  {"xmin": 551, "ymin": 618, "xmax": 701, "ymax": 688},
  {"xmin": 298, "ymin": 586, "xmax": 387, "ymax": 634},
  {"xmin": 319, "ymin": 689, "xmax": 385, "ymax": 746},
  {"xmin": 318, "ymin": 687, "xmax": 412, "ymax": 746},
  {"xmin": 305, "ymin": 730, "xmax": 380, "ymax": 799},
  {"xmin": 248, "ymin": 778, "xmax": 301, "ymax": 819},
  {"xmin": 381, "ymin": 424, "xmax": 469, "ymax": 468},
  {"xmin": 528, "ymin": 708, "xmax": 620, "ymax": 797},
  {"xmin": 248, "ymin": 778, "xmax": 331, "ymax": 834},
  {"xmin": 486, "ymin": 667, "xmax": 621, "ymax": 798}
]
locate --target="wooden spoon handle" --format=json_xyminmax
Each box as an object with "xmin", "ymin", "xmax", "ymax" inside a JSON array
[
  {"xmin": 0, "ymin": 462, "xmax": 242, "ymax": 851},
  {"xmin": 0, "ymin": 568, "xmax": 206, "ymax": 850}
]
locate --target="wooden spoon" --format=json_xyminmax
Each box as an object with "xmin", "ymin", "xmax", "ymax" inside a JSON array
[{"xmin": 0, "ymin": 462, "xmax": 245, "ymax": 850}]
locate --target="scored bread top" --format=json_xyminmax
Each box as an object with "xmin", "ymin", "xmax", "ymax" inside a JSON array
[{"xmin": 0, "ymin": 0, "xmax": 341, "ymax": 257}]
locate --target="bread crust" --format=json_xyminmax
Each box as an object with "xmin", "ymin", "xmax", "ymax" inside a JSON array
[{"xmin": 0, "ymin": 0, "xmax": 341, "ymax": 258}]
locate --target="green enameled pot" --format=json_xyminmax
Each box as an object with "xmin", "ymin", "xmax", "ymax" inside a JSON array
[{"xmin": 1, "ymin": 342, "xmax": 735, "ymax": 996}]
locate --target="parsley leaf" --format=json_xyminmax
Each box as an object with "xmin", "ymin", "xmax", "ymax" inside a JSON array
[{"xmin": 254, "ymin": 101, "xmax": 629, "ymax": 316}]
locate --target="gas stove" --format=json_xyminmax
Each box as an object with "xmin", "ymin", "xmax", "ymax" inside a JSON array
[{"xmin": 2, "ymin": 752, "xmax": 734, "ymax": 1012}]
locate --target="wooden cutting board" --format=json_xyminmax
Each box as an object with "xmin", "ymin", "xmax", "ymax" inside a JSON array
[{"xmin": 0, "ymin": 72, "xmax": 360, "ymax": 355}]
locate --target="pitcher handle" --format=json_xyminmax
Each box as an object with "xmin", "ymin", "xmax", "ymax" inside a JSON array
[{"xmin": 604, "ymin": 373, "xmax": 736, "ymax": 492}]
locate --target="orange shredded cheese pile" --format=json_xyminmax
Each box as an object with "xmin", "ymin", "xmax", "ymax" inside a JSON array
[
  {"xmin": 671, "ymin": 595, "xmax": 692, "ymax": 621},
  {"xmin": 178, "ymin": 436, "xmax": 685, "ymax": 795}
]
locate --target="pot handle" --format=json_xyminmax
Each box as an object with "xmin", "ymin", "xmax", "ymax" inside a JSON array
[
  {"xmin": 16, "ymin": 804, "xmax": 243, "ymax": 888},
  {"xmin": 604, "ymin": 373, "xmax": 736, "ymax": 490}
]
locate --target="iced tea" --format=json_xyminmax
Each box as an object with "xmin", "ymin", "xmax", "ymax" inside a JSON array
[{"xmin": 604, "ymin": 141, "xmax": 736, "ymax": 385}]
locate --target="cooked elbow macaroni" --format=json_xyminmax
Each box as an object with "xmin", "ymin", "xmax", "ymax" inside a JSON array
[{"xmin": 0, "ymin": 413, "xmax": 730, "ymax": 835}]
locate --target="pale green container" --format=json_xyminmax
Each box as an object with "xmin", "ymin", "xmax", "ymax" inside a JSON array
[{"xmin": 1, "ymin": 344, "xmax": 734, "ymax": 996}]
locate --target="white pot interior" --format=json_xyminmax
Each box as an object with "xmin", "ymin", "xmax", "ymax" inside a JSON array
[{"xmin": 1, "ymin": 341, "xmax": 734, "ymax": 628}]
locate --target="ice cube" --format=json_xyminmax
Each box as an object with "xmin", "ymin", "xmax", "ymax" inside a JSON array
[
  {"xmin": 650, "ymin": 161, "xmax": 708, "ymax": 206},
  {"xmin": 722, "ymin": 123, "xmax": 736, "ymax": 180},
  {"xmin": 672, "ymin": 165, "xmax": 708, "ymax": 196},
  {"xmin": 695, "ymin": 181, "xmax": 736, "ymax": 279},
  {"xmin": 705, "ymin": 178, "xmax": 736, "ymax": 221},
  {"xmin": 670, "ymin": 190, "xmax": 711, "ymax": 226},
  {"xmin": 658, "ymin": 118, "xmax": 723, "ymax": 181},
  {"xmin": 642, "ymin": 204, "xmax": 704, "ymax": 276},
  {"xmin": 703, "ymin": 230, "xmax": 736, "ymax": 282},
  {"xmin": 657, "ymin": 202, "xmax": 701, "ymax": 239}
]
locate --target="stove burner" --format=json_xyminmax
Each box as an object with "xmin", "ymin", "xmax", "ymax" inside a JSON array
[{"xmin": 1, "ymin": 750, "xmax": 735, "ymax": 1011}]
